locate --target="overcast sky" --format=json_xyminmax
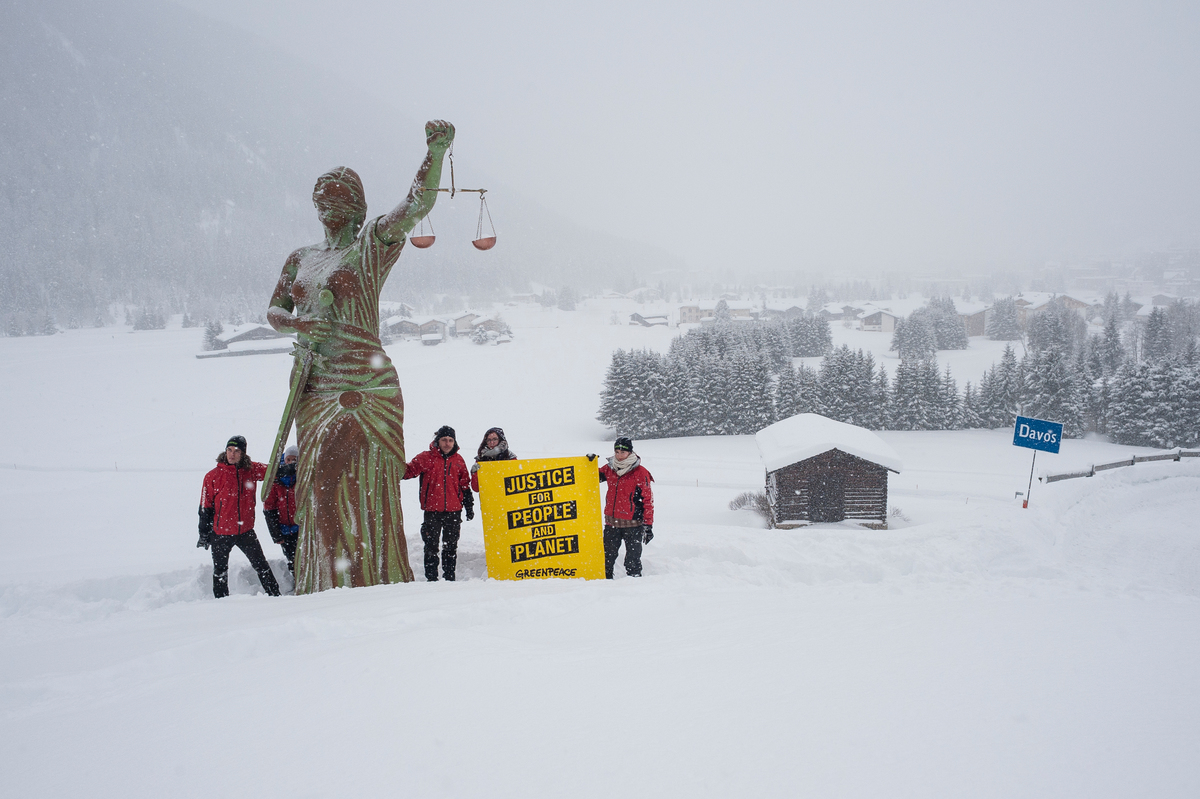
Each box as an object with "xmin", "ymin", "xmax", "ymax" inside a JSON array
[{"xmin": 175, "ymin": 0, "xmax": 1200, "ymax": 277}]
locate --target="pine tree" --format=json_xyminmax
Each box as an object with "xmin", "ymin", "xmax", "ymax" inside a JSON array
[
  {"xmin": 773, "ymin": 366, "xmax": 801, "ymax": 421},
  {"xmin": 1023, "ymin": 347, "xmax": 1084, "ymax": 437},
  {"xmin": 995, "ymin": 344, "xmax": 1022, "ymax": 426},
  {"xmin": 1120, "ymin": 292, "xmax": 1138, "ymax": 322},
  {"xmin": 891, "ymin": 315, "xmax": 938, "ymax": 360},
  {"xmin": 872, "ymin": 365, "xmax": 891, "ymax": 430},
  {"xmin": 926, "ymin": 297, "xmax": 969, "ymax": 349},
  {"xmin": 987, "ymin": 297, "xmax": 1022, "ymax": 340},
  {"xmin": 938, "ymin": 366, "xmax": 962, "ymax": 429},
  {"xmin": 1173, "ymin": 362, "xmax": 1200, "ymax": 447},
  {"xmin": 961, "ymin": 381, "xmax": 983, "ymax": 428},
  {"xmin": 796, "ymin": 365, "xmax": 820, "ymax": 416},
  {"xmin": 203, "ymin": 319, "xmax": 226, "ymax": 351},
  {"xmin": 1098, "ymin": 313, "xmax": 1126, "ymax": 374},
  {"xmin": 817, "ymin": 346, "xmax": 855, "ymax": 424},
  {"xmin": 1101, "ymin": 291, "xmax": 1120, "ymax": 324},
  {"xmin": 597, "ymin": 349, "xmax": 633, "ymax": 431},
  {"xmin": 1142, "ymin": 307, "xmax": 1172, "ymax": 362},
  {"xmin": 890, "ymin": 359, "xmax": 924, "ymax": 430}
]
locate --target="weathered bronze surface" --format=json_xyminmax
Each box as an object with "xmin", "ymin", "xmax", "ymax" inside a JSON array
[{"xmin": 267, "ymin": 120, "xmax": 455, "ymax": 593}]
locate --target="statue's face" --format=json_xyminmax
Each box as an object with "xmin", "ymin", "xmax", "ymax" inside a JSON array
[{"xmin": 313, "ymin": 180, "xmax": 359, "ymax": 230}]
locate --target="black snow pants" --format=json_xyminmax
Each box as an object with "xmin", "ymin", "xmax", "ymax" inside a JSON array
[
  {"xmin": 603, "ymin": 524, "xmax": 644, "ymax": 579},
  {"xmin": 421, "ymin": 510, "xmax": 462, "ymax": 581},
  {"xmin": 279, "ymin": 533, "xmax": 298, "ymax": 574},
  {"xmin": 211, "ymin": 531, "xmax": 281, "ymax": 598}
]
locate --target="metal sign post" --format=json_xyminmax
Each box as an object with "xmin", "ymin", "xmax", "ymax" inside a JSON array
[{"xmin": 1012, "ymin": 415, "xmax": 1064, "ymax": 508}]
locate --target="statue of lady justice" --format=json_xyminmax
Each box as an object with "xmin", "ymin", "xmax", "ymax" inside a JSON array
[{"xmin": 267, "ymin": 119, "xmax": 454, "ymax": 593}]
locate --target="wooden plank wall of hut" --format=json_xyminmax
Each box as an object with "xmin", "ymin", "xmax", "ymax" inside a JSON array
[{"xmin": 768, "ymin": 449, "xmax": 888, "ymax": 526}]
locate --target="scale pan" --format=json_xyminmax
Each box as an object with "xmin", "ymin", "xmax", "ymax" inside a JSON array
[
  {"xmin": 471, "ymin": 236, "xmax": 497, "ymax": 251},
  {"xmin": 409, "ymin": 235, "xmax": 435, "ymax": 249}
]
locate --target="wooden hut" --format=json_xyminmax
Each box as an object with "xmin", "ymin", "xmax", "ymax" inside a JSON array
[{"xmin": 755, "ymin": 414, "xmax": 902, "ymax": 529}]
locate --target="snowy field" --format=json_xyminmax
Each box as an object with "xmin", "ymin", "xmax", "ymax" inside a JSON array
[{"xmin": 2, "ymin": 300, "xmax": 1199, "ymax": 798}]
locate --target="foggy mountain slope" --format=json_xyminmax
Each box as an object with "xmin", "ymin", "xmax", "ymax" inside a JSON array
[{"xmin": 0, "ymin": 0, "xmax": 680, "ymax": 326}]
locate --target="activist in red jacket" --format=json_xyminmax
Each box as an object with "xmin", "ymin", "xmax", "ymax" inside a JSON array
[
  {"xmin": 403, "ymin": 426, "xmax": 473, "ymax": 581},
  {"xmin": 264, "ymin": 444, "xmax": 300, "ymax": 574},
  {"xmin": 197, "ymin": 435, "xmax": 280, "ymax": 598},
  {"xmin": 598, "ymin": 436, "xmax": 654, "ymax": 579},
  {"xmin": 404, "ymin": 436, "xmax": 473, "ymax": 512},
  {"xmin": 201, "ymin": 455, "xmax": 268, "ymax": 536}
]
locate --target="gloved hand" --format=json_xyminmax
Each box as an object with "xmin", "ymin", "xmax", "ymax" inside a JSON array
[
  {"xmin": 462, "ymin": 488, "xmax": 475, "ymax": 521},
  {"xmin": 197, "ymin": 506, "xmax": 215, "ymax": 549},
  {"xmin": 642, "ymin": 526, "xmax": 653, "ymax": 544},
  {"xmin": 586, "ymin": 453, "xmax": 597, "ymax": 461}
]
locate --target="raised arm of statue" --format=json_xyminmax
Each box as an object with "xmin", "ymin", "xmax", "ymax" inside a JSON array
[{"xmin": 377, "ymin": 119, "xmax": 455, "ymax": 245}]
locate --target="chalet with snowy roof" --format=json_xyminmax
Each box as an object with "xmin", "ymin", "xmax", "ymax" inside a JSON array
[
  {"xmin": 859, "ymin": 307, "xmax": 900, "ymax": 333},
  {"xmin": 1014, "ymin": 293, "xmax": 1092, "ymax": 325},
  {"xmin": 471, "ymin": 316, "xmax": 509, "ymax": 334},
  {"xmin": 763, "ymin": 302, "xmax": 806, "ymax": 319},
  {"xmin": 382, "ymin": 316, "xmax": 420, "ymax": 338},
  {"xmin": 755, "ymin": 414, "xmax": 902, "ymax": 529},
  {"xmin": 627, "ymin": 286, "xmax": 663, "ymax": 302},
  {"xmin": 217, "ymin": 323, "xmax": 289, "ymax": 346},
  {"xmin": 815, "ymin": 302, "xmax": 865, "ymax": 322},
  {"xmin": 678, "ymin": 301, "xmax": 757, "ymax": 324},
  {"xmin": 196, "ymin": 323, "xmax": 294, "ymax": 359},
  {"xmin": 418, "ymin": 318, "xmax": 448, "ymax": 341},
  {"xmin": 953, "ymin": 300, "xmax": 992, "ymax": 337},
  {"xmin": 452, "ymin": 313, "xmax": 480, "ymax": 335},
  {"xmin": 630, "ymin": 312, "xmax": 669, "ymax": 327}
]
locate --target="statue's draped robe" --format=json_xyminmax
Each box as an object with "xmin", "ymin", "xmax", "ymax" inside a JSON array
[{"xmin": 290, "ymin": 217, "xmax": 414, "ymax": 593}]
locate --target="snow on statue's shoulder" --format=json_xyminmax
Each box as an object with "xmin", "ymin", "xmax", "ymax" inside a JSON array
[{"xmin": 755, "ymin": 413, "xmax": 903, "ymax": 473}]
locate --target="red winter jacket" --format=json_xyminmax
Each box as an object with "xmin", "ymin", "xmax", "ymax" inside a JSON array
[
  {"xmin": 264, "ymin": 481, "xmax": 297, "ymax": 527},
  {"xmin": 404, "ymin": 443, "xmax": 471, "ymax": 512},
  {"xmin": 599, "ymin": 460, "xmax": 654, "ymax": 525},
  {"xmin": 201, "ymin": 459, "xmax": 268, "ymax": 536}
]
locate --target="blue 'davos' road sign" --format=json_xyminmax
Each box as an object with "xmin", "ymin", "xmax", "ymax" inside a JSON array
[{"xmin": 1013, "ymin": 416, "xmax": 1063, "ymax": 454}]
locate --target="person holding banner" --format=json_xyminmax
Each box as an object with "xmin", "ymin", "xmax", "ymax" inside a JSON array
[
  {"xmin": 598, "ymin": 436, "xmax": 654, "ymax": 579},
  {"xmin": 404, "ymin": 426, "xmax": 474, "ymax": 581},
  {"xmin": 470, "ymin": 426, "xmax": 518, "ymax": 493}
]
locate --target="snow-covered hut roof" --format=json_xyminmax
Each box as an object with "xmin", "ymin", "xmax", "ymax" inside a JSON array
[
  {"xmin": 755, "ymin": 413, "xmax": 903, "ymax": 474},
  {"xmin": 856, "ymin": 303, "xmax": 899, "ymax": 319},
  {"xmin": 952, "ymin": 299, "xmax": 991, "ymax": 316},
  {"xmin": 216, "ymin": 323, "xmax": 288, "ymax": 344}
]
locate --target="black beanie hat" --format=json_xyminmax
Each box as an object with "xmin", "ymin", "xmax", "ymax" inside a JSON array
[
  {"xmin": 614, "ymin": 436, "xmax": 634, "ymax": 452},
  {"xmin": 434, "ymin": 425, "xmax": 456, "ymax": 442},
  {"xmin": 227, "ymin": 435, "xmax": 248, "ymax": 452}
]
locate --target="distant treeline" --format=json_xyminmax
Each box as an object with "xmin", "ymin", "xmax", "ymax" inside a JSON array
[{"xmin": 599, "ymin": 298, "xmax": 1200, "ymax": 449}]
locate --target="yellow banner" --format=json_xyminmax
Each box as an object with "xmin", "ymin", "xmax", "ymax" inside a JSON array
[{"xmin": 476, "ymin": 456, "xmax": 605, "ymax": 580}]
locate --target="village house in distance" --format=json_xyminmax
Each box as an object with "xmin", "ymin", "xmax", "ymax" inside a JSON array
[{"xmin": 755, "ymin": 414, "xmax": 902, "ymax": 529}]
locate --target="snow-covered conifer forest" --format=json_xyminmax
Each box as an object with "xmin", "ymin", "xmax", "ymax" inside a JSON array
[{"xmin": 600, "ymin": 294, "xmax": 1200, "ymax": 449}]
